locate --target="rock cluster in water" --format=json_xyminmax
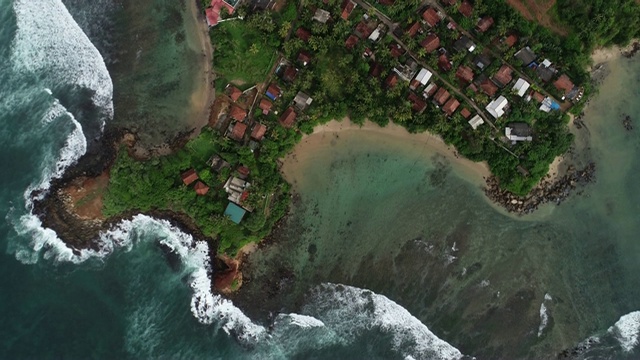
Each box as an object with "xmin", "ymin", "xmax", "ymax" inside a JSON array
[
  {"xmin": 622, "ymin": 113, "xmax": 634, "ymax": 131},
  {"xmin": 484, "ymin": 162, "xmax": 596, "ymax": 215},
  {"xmin": 622, "ymin": 41, "xmax": 640, "ymax": 58}
]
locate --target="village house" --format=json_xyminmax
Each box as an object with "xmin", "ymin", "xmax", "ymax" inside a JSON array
[
  {"xmin": 453, "ymin": 35, "xmax": 476, "ymax": 53},
  {"xmin": 251, "ymin": 123, "xmax": 267, "ymax": 141},
  {"xmin": 205, "ymin": 0, "xmax": 236, "ymax": 27},
  {"xmin": 514, "ymin": 46, "xmax": 537, "ymax": 66},
  {"xmin": 389, "ymin": 42, "xmax": 405, "ymax": 58},
  {"xmin": 369, "ymin": 62, "xmax": 383, "ymax": 77},
  {"xmin": 368, "ymin": 23, "xmax": 385, "ymax": 41},
  {"xmin": 505, "ymin": 123, "xmax": 533, "ymax": 143},
  {"xmin": 209, "ymin": 155, "xmax": 230, "ymax": 173},
  {"xmin": 296, "ymin": 27, "xmax": 311, "ymax": 42},
  {"xmin": 456, "ymin": 65, "xmax": 475, "ymax": 84},
  {"xmin": 229, "ymin": 105, "xmax": 246, "ymax": 122},
  {"xmin": 293, "ymin": 91, "xmax": 313, "ymax": 111},
  {"xmin": 258, "ymin": 99, "xmax": 272, "ymax": 115},
  {"xmin": 226, "ymin": 85, "xmax": 242, "ymax": 102},
  {"xmin": 458, "ymin": 0, "xmax": 473, "ymax": 17},
  {"xmin": 228, "ymin": 122, "xmax": 247, "ymax": 142},
  {"xmin": 297, "ymin": 51, "xmax": 312, "ymax": 66},
  {"xmin": 394, "ymin": 59, "xmax": 418, "ymax": 82},
  {"xmin": 265, "ymin": 83, "xmax": 281, "ymax": 101},
  {"xmin": 385, "ymin": 72, "xmax": 399, "ymax": 88},
  {"xmin": 486, "ymin": 95, "xmax": 509, "ymax": 118},
  {"xmin": 345, "ymin": 34, "xmax": 359, "ymax": 50},
  {"xmin": 422, "ymin": 7, "xmax": 441, "ymax": 27},
  {"xmin": 423, "ymin": 83, "xmax": 439, "ymax": 98},
  {"xmin": 279, "ymin": 107, "xmax": 297, "ymax": 128},
  {"xmin": 181, "ymin": 169, "xmax": 198, "ymax": 186},
  {"xmin": 468, "ymin": 114, "xmax": 484, "ymax": 130},
  {"xmin": 224, "ymin": 176, "xmax": 251, "ymax": 204},
  {"xmin": 479, "ymin": 77, "xmax": 498, "ymax": 97},
  {"xmin": 434, "ymin": 87, "xmax": 451, "ymax": 106},
  {"xmin": 554, "ymin": 74, "xmax": 576, "ymax": 100},
  {"xmin": 313, "ymin": 8, "xmax": 331, "ymax": 23},
  {"xmin": 532, "ymin": 91, "xmax": 545, "ymax": 103},
  {"xmin": 410, "ymin": 68, "xmax": 432, "ymax": 90},
  {"xmin": 236, "ymin": 165, "xmax": 250, "ymax": 179},
  {"xmin": 536, "ymin": 59, "xmax": 557, "ymax": 82},
  {"xmin": 502, "ymin": 34, "xmax": 518, "ymax": 48},
  {"xmin": 280, "ymin": 65, "xmax": 298, "ymax": 83},
  {"xmin": 408, "ymin": 92, "xmax": 427, "ymax": 112},
  {"xmin": 406, "ymin": 22, "xmax": 422, "ymax": 38},
  {"xmin": 492, "ymin": 64, "xmax": 513, "ymax": 87},
  {"xmin": 460, "ymin": 108, "xmax": 472, "ymax": 119},
  {"xmin": 194, "ymin": 181, "xmax": 209, "ymax": 196},
  {"xmin": 355, "ymin": 21, "xmax": 374, "ymax": 38},
  {"xmin": 476, "ymin": 16, "xmax": 494, "ymax": 33},
  {"xmin": 512, "ymin": 78, "xmax": 531, "ymax": 97},
  {"xmin": 421, "ymin": 34, "xmax": 440, "ymax": 53},
  {"xmin": 438, "ymin": 53, "xmax": 452, "ymax": 72},
  {"xmin": 341, "ymin": 0, "xmax": 356, "ymax": 20},
  {"xmin": 443, "ymin": 98, "xmax": 460, "ymax": 116},
  {"xmin": 474, "ymin": 54, "xmax": 492, "ymax": 71}
]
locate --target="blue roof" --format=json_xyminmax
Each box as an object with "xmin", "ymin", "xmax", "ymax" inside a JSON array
[
  {"xmin": 224, "ymin": 203, "xmax": 246, "ymax": 224},
  {"xmin": 266, "ymin": 91, "xmax": 277, "ymax": 101}
]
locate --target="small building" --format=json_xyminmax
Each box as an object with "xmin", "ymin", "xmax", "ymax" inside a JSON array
[
  {"xmin": 476, "ymin": 16, "xmax": 494, "ymax": 32},
  {"xmin": 410, "ymin": 68, "xmax": 432, "ymax": 90},
  {"xmin": 536, "ymin": 60, "xmax": 556, "ymax": 82},
  {"xmin": 265, "ymin": 83, "xmax": 281, "ymax": 100},
  {"xmin": 421, "ymin": 34, "xmax": 440, "ymax": 53},
  {"xmin": 422, "ymin": 7, "xmax": 441, "ymax": 27},
  {"xmin": 229, "ymin": 122, "xmax": 247, "ymax": 141},
  {"xmin": 514, "ymin": 46, "xmax": 537, "ymax": 66},
  {"xmin": 460, "ymin": 108, "xmax": 472, "ymax": 119},
  {"xmin": 512, "ymin": 78, "xmax": 530, "ymax": 97},
  {"xmin": 458, "ymin": 0, "xmax": 473, "ymax": 17},
  {"xmin": 532, "ymin": 91, "xmax": 545, "ymax": 103},
  {"xmin": 456, "ymin": 65, "xmax": 474, "ymax": 83},
  {"xmin": 423, "ymin": 83, "xmax": 439, "ymax": 98},
  {"xmin": 486, "ymin": 95, "xmax": 509, "ymax": 118},
  {"xmin": 479, "ymin": 78, "xmax": 498, "ymax": 97},
  {"xmin": 229, "ymin": 105, "xmax": 247, "ymax": 122},
  {"xmin": 434, "ymin": 87, "xmax": 451, "ymax": 106},
  {"xmin": 224, "ymin": 202, "xmax": 246, "ymax": 224},
  {"xmin": 259, "ymin": 99, "xmax": 272, "ymax": 115},
  {"xmin": 505, "ymin": 123, "xmax": 533, "ymax": 142},
  {"xmin": 251, "ymin": 123, "xmax": 267, "ymax": 141},
  {"xmin": 281, "ymin": 66, "xmax": 298, "ymax": 83},
  {"xmin": 442, "ymin": 98, "xmax": 460, "ymax": 116},
  {"xmin": 438, "ymin": 53, "xmax": 452, "ymax": 72},
  {"xmin": 453, "ymin": 36, "xmax": 475, "ymax": 53},
  {"xmin": 293, "ymin": 91, "xmax": 313, "ymax": 111},
  {"xmin": 279, "ymin": 107, "xmax": 297, "ymax": 128},
  {"xmin": 492, "ymin": 64, "xmax": 513, "ymax": 87},
  {"xmin": 296, "ymin": 27, "xmax": 311, "ymax": 42},
  {"xmin": 297, "ymin": 51, "xmax": 312, "ymax": 66},
  {"xmin": 224, "ymin": 177, "xmax": 251, "ymax": 204},
  {"xmin": 468, "ymin": 114, "xmax": 485, "ymax": 130},
  {"xmin": 194, "ymin": 181, "xmax": 209, "ymax": 196},
  {"xmin": 345, "ymin": 34, "xmax": 360, "ymax": 50},
  {"xmin": 226, "ymin": 85, "xmax": 242, "ymax": 102},
  {"xmin": 554, "ymin": 74, "xmax": 575, "ymax": 98},
  {"xmin": 503, "ymin": 34, "xmax": 518, "ymax": 48},
  {"xmin": 355, "ymin": 21, "xmax": 373, "ymax": 39},
  {"xmin": 385, "ymin": 72, "xmax": 399, "ymax": 88},
  {"xmin": 341, "ymin": 0, "xmax": 356, "ymax": 20},
  {"xmin": 408, "ymin": 92, "xmax": 427, "ymax": 112},
  {"xmin": 236, "ymin": 165, "xmax": 250, "ymax": 179},
  {"xmin": 406, "ymin": 22, "xmax": 421, "ymax": 38},
  {"xmin": 209, "ymin": 155, "xmax": 230, "ymax": 173},
  {"xmin": 313, "ymin": 8, "xmax": 331, "ymax": 23},
  {"xmin": 369, "ymin": 62, "xmax": 383, "ymax": 78},
  {"xmin": 181, "ymin": 169, "xmax": 198, "ymax": 186},
  {"xmin": 368, "ymin": 23, "xmax": 385, "ymax": 42},
  {"xmin": 389, "ymin": 42, "xmax": 405, "ymax": 58},
  {"xmin": 474, "ymin": 54, "xmax": 492, "ymax": 71}
]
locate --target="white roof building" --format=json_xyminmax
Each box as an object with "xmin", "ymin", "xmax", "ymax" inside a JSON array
[
  {"xmin": 486, "ymin": 96, "xmax": 509, "ymax": 118},
  {"xmin": 414, "ymin": 68, "xmax": 433, "ymax": 86},
  {"xmin": 512, "ymin": 78, "xmax": 530, "ymax": 97},
  {"xmin": 468, "ymin": 115, "xmax": 484, "ymax": 130}
]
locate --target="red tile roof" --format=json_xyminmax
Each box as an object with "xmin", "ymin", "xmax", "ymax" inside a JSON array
[
  {"xmin": 259, "ymin": 99, "xmax": 272, "ymax": 114},
  {"xmin": 230, "ymin": 122, "xmax": 247, "ymax": 141},
  {"xmin": 532, "ymin": 91, "xmax": 545, "ymax": 103},
  {"xmin": 229, "ymin": 105, "xmax": 247, "ymax": 122},
  {"xmin": 421, "ymin": 34, "xmax": 440, "ymax": 53},
  {"xmin": 369, "ymin": 62, "xmax": 383, "ymax": 77},
  {"xmin": 456, "ymin": 65, "xmax": 474, "ymax": 83},
  {"xmin": 458, "ymin": 0, "xmax": 473, "ymax": 18},
  {"xmin": 345, "ymin": 34, "xmax": 360, "ymax": 49},
  {"xmin": 341, "ymin": 0, "xmax": 356, "ymax": 20},
  {"xmin": 279, "ymin": 107, "xmax": 297, "ymax": 128},
  {"xmin": 460, "ymin": 108, "xmax": 472, "ymax": 119},
  {"xmin": 493, "ymin": 64, "xmax": 513, "ymax": 87},
  {"xmin": 408, "ymin": 92, "xmax": 427, "ymax": 112},
  {"xmin": 479, "ymin": 78, "xmax": 498, "ymax": 97},
  {"xmin": 438, "ymin": 54, "xmax": 452, "ymax": 72},
  {"xmin": 237, "ymin": 165, "xmax": 250, "ymax": 178},
  {"xmin": 297, "ymin": 51, "xmax": 312, "ymax": 65},
  {"xmin": 476, "ymin": 16, "xmax": 494, "ymax": 32},
  {"xmin": 422, "ymin": 8, "xmax": 440, "ymax": 27},
  {"xmin": 296, "ymin": 27, "xmax": 311, "ymax": 41},
  {"xmin": 434, "ymin": 87, "xmax": 451, "ymax": 105},
  {"xmin": 251, "ymin": 123, "xmax": 267, "ymax": 141},
  {"xmin": 389, "ymin": 42, "xmax": 405, "ymax": 57},
  {"xmin": 194, "ymin": 181, "xmax": 209, "ymax": 196},
  {"xmin": 504, "ymin": 34, "xmax": 518, "ymax": 48},
  {"xmin": 181, "ymin": 169, "xmax": 198, "ymax": 186},
  {"xmin": 282, "ymin": 66, "xmax": 298, "ymax": 82},
  {"xmin": 228, "ymin": 86, "xmax": 242, "ymax": 102},
  {"xmin": 443, "ymin": 98, "xmax": 460, "ymax": 116},
  {"xmin": 406, "ymin": 22, "xmax": 421, "ymax": 38},
  {"xmin": 385, "ymin": 72, "xmax": 398, "ymax": 88},
  {"xmin": 355, "ymin": 21, "xmax": 373, "ymax": 38},
  {"xmin": 554, "ymin": 74, "xmax": 575, "ymax": 95}
]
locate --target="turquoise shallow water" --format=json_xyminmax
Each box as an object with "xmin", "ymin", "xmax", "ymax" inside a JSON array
[{"xmin": 1, "ymin": 0, "xmax": 640, "ymax": 358}]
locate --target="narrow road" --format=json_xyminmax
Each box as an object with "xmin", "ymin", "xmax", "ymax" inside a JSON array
[{"xmin": 353, "ymin": 0, "xmax": 498, "ymax": 131}]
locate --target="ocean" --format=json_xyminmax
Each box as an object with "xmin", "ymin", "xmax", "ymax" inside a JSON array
[{"xmin": 0, "ymin": 0, "xmax": 639, "ymax": 359}]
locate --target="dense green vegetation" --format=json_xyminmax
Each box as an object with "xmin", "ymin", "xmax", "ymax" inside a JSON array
[{"xmin": 103, "ymin": 129, "xmax": 291, "ymax": 256}]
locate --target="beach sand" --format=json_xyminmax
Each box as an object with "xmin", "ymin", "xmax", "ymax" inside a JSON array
[
  {"xmin": 281, "ymin": 118, "xmax": 491, "ymax": 189},
  {"xmin": 590, "ymin": 39, "xmax": 638, "ymax": 65}
]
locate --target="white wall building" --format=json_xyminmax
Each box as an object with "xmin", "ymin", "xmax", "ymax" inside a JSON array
[{"xmin": 486, "ymin": 96, "xmax": 508, "ymax": 118}]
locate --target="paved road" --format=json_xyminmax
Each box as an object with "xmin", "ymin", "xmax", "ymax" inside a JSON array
[{"xmin": 353, "ymin": 0, "xmax": 499, "ymax": 131}]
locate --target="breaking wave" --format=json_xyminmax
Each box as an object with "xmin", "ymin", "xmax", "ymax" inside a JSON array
[{"xmin": 609, "ymin": 311, "xmax": 640, "ymax": 353}]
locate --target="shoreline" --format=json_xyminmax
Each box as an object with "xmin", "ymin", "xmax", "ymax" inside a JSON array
[{"xmin": 590, "ymin": 39, "xmax": 640, "ymax": 66}]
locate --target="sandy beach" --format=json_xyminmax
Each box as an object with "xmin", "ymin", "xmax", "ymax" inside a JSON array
[
  {"xmin": 590, "ymin": 39, "xmax": 639, "ymax": 65},
  {"xmin": 281, "ymin": 118, "xmax": 491, "ymax": 188}
]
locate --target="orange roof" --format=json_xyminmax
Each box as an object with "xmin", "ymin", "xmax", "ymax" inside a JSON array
[
  {"xmin": 355, "ymin": 21, "xmax": 373, "ymax": 38},
  {"xmin": 456, "ymin": 65, "xmax": 474, "ymax": 83},
  {"xmin": 476, "ymin": 16, "xmax": 494, "ymax": 32},
  {"xmin": 266, "ymin": 83, "xmax": 280, "ymax": 98},
  {"xmin": 443, "ymin": 98, "xmax": 460, "ymax": 116},
  {"xmin": 251, "ymin": 123, "xmax": 267, "ymax": 141},
  {"xmin": 194, "ymin": 181, "xmax": 209, "ymax": 196},
  {"xmin": 438, "ymin": 54, "xmax": 452, "ymax": 72},
  {"xmin": 493, "ymin": 64, "xmax": 513, "ymax": 87},
  {"xmin": 458, "ymin": 0, "xmax": 473, "ymax": 17},
  {"xmin": 279, "ymin": 107, "xmax": 297, "ymax": 128},
  {"xmin": 460, "ymin": 108, "xmax": 472, "ymax": 119},
  {"xmin": 345, "ymin": 34, "xmax": 359, "ymax": 50},
  {"xmin": 532, "ymin": 91, "xmax": 545, "ymax": 103},
  {"xmin": 181, "ymin": 169, "xmax": 198, "ymax": 186},
  {"xmin": 422, "ymin": 8, "xmax": 440, "ymax": 27},
  {"xmin": 229, "ymin": 105, "xmax": 246, "ymax": 122},
  {"xmin": 479, "ymin": 78, "xmax": 498, "ymax": 97},
  {"xmin": 385, "ymin": 72, "xmax": 398, "ymax": 88},
  {"xmin": 408, "ymin": 92, "xmax": 427, "ymax": 112},
  {"xmin": 554, "ymin": 74, "xmax": 575, "ymax": 94},
  {"xmin": 228, "ymin": 86, "xmax": 242, "ymax": 101},
  {"xmin": 434, "ymin": 87, "xmax": 450, "ymax": 105},
  {"xmin": 421, "ymin": 34, "xmax": 440, "ymax": 53},
  {"xmin": 341, "ymin": 0, "xmax": 356, "ymax": 20},
  {"xmin": 406, "ymin": 22, "xmax": 421, "ymax": 38},
  {"xmin": 389, "ymin": 42, "xmax": 405, "ymax": 57},
  {"xmin": 259, "ymin": 99, "xmax": 272, "ymax": 114},
  {"xmin": 504, "ymin": 34, "xmax": 518, "ymax": 47},
  {"xmin": 230, "ymin": 122, "xmax": 247, "ymax": 141}
]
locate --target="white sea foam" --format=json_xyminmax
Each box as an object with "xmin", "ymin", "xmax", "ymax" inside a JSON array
[
  {"xmin": 538, "ymin": 303, "xmax": 548, "ymax": 337},
  {"xmin": 608, "ymin": 311, "xmax": 640, "ymax": 352},
  {"xmin": 275, "ymin": 313, "xmax": 326, "ymax": 329},
  {"xmin": 12, "ymin": 0, "xmax": 114, "ymax": 125},
  {"xmin": 301, "ymin": 283, "xmax": 464, "ymax": 360}
]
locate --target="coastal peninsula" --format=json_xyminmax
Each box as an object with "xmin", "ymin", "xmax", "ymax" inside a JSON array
[{"xmin": 34, "ymin": 0, "xmax": 640, "ymax": 295}]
